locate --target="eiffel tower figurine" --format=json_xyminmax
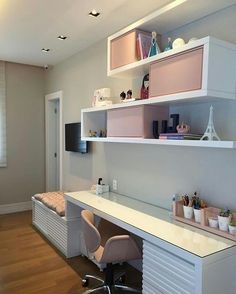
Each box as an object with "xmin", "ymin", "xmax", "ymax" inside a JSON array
[{"xmin": 201, "ymin": 105, "xmax": 220, "ymax": 141}]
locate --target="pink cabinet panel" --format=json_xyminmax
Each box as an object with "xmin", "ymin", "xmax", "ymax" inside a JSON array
[
  {"xmin": 149, "ymin": 47, "xmax": 203, "ymax": 97},
  {"xmin": 107, "ymin": 105, "xmax": 168, "ymax": 138},
  {"xmin": 110, "ymin": 30, "xmax": 137, "ymax": 70}
]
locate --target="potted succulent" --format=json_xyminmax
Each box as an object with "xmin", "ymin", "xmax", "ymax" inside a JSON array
[
  {"xmin": 192, "ymin": 192, "xmax": 207, "ymax": 223},
  {"xmin": 218, "ymin": 208, "xmax": 231, "ymax": 231},
  {"xmin": 228, "ymin": 220, "xmax": 236, "ymax": 235},
  {"xmin": 182, "ymin": 194, "xmax": 193, "ymax": 219}
]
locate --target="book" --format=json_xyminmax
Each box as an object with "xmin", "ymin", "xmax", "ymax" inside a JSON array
[
  {"xmin": 159, "ymin": 133, "xmax": 202, "ymax": 140},
  {"xmin": 137, "ymin": 32, "xmax": 152, "ymax": 59},
  {"xmin": 159, "ymin": 136, "xmax": 201, "ymax": 140}
]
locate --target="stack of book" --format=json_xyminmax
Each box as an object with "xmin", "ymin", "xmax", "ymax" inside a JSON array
[{"xmin": 159, "ymin": 133, "xmax": 202, "ymax": 140}]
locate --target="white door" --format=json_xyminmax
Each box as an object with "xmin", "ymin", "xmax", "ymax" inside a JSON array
[{"xmin": 45, "ymin": 91, "xmax": 62, "ymax": 192}]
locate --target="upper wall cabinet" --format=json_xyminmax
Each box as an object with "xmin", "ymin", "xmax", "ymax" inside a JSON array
[{"xmin": 109, "ymin": 36, "xmax": 236, "ymax": 102}]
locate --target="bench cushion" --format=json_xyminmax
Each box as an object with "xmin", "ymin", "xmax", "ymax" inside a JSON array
[{"xmin": 34, "ymin": 191, "xmax": 65, "ymax": 216}]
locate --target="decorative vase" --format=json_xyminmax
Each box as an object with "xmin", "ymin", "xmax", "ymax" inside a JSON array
[
  {"xmin": 183, "ymin": 206, "xmax": 193, "ymax": 219},
  {"xmin": 218, "ymin": 215, "xmax": 231, "ymax": 231},
  {"xmin": 208, "ymin": 217, "xmax": 218, "ymax": 228},
  {"xmin": 193, "ymin": 209, "xmax": 201, "ymax": 223}
]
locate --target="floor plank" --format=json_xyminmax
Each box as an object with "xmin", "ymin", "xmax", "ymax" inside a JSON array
[{"xmin": 0, "ymin": 211, "xmax": 141, "ymax": 293}]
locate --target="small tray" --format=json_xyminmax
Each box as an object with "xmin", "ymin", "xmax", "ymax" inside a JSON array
[{"xmin": 173, "ymin": 200, "xmax": 236, "ymax": 241}]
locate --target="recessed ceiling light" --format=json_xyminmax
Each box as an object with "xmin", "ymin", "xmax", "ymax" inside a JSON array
[
  {"xmin": 41, "ymin": 48, "xmax": 50, "ymax": 53},
  {"xmin": 58, "ymin": 35, "xmax": 67, "ymax": 40},
  {"xmin": 89, "ymin": 9, "xmax": 100, "ymax": 17}
]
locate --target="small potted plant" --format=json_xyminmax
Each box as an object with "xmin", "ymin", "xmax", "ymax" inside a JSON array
[
  {"xmin": 228, "ymin": 220, "xmax": 236, "ymax": 235},
  {"xmin": 192, "ymin": 192, "xmax": 207, "ymax": 223},
  {"xmin": 218, "ymin": 208, "xmax": 231, "ymax": 231},
  {"xmin": 182, "ymin": 194, "xmax": 193, "ymax": 219}
]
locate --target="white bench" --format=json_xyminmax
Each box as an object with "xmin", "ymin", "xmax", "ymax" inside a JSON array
[{"xmin": 32, "ymin": 196, "xmax": 85, "ymax": 258}]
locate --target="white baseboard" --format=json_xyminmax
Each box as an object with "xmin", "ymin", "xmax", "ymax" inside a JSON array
[{"xmin": 0, "ymin": 201, "xmax": 32, "ymax": 215}]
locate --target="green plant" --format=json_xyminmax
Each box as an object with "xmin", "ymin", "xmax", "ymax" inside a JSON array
[
  {"xmin": 230, "ymin": 220, "xmax": 236, "ymax": 227},
  {"xmin": 219, "ymin": 208, "xmax": 231, "ymax": 217}
]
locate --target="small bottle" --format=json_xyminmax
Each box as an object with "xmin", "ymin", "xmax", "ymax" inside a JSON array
[{"xmin": 169, "ymin": 194, "xmax": 177, "ymax": 218}]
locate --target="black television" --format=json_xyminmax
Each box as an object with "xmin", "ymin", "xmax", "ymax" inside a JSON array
[{"xmin": 65, "ymin": 122, "xmax": 88, "ymax": 153}]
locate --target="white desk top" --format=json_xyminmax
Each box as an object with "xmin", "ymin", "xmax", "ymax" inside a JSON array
[{"xmin": 65, "ymin": 190, "xmax": 235, "ymax": 258}]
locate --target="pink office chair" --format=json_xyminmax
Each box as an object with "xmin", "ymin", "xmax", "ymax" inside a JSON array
[{"xmin": 81, "ymin": 210, "xmax": 142, "ymax": 294}]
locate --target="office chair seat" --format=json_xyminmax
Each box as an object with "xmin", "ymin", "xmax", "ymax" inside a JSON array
[{"xmin": 81, "ymin": 210, "xmax": 142, "ymax": 294}]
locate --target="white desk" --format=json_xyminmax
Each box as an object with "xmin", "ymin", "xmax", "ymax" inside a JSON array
[{"xmin": 65, "ymin": 190, "xmax": 236, "ymax": 294}]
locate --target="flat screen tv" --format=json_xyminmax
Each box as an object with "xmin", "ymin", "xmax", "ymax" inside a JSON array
[{"xmin": 65, "ymin": 122, "xmax": 88, "ymax": 153}]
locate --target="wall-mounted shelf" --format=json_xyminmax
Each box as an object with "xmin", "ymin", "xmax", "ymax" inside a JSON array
[
  {"xmin": 108, "ymin": 36, "xmax": 236, "ymax": 102},
  {"xmin": 81, "ymin": 137, "xmax": 236, "ymax": 149}
]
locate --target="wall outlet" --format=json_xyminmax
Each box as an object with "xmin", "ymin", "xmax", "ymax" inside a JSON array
[{"xmin": 112, "ymin": 179, "xmax": 118, "ymax": 191}]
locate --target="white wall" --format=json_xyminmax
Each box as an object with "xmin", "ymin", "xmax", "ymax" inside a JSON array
[{"xmin": 46, "ymin": 5, "xmax": 236, "ymax": 210}]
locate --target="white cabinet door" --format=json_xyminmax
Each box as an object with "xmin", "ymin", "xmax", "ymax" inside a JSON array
[{"xmin": 143, "ymin": 240, "xmax": 196, "ymax": 294}]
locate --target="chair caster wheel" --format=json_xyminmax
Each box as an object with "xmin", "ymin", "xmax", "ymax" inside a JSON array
[
  {"xmin": 117, "ymin": 275, "xmax": 126, "ymax": 284},
  {"xmin": 82, "ymin": 278, "xmax": 89, "ymax": 287}
]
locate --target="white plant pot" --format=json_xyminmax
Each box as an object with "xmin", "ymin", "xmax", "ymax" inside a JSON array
[
  {"xmin": 193, "ymin": 209, "xmax": 201, "ymax": 223},
  {"xmin": 183, "ymin": 206, "xmax": 193, "ymax": 219},
  {"xmin": 218, "ymin": 215, "xmax": 230, "ymax": 231},
  {"xmin": 208, "ymin": 217, "xmax": 218, "ymax": 228},
  {"xmin": 228, "ymin": 225, "xmax": 236, "ymax": 235}
]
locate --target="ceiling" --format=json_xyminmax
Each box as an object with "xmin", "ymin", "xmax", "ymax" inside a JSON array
[
  {"xmin": 1, "ymin": 0, "xmax": 235, "ymax": 67},
  {"xmin": 0, "ymin": 0, "xmax": 173, "ymax": 67}
]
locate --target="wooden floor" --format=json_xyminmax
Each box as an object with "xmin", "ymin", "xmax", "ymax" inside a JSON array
[{"xmin": 0, "ymin": 211, "xmax": 141, "ymax": 294}]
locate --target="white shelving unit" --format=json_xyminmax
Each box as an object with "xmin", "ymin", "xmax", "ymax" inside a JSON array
[
  {"xmin": 81, "ymin": 137, "xmax": 236, "ymax": 149},
  {"xmin": 81, "ymin": 3, "xmax": 236, "ymax": 150}
]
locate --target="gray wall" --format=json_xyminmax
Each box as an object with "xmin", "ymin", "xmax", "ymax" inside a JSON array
[
  {"xmin": 0, "ymin": 62, "xmax": 45, "ymax": 205},
  {"xmin": 46, "ymin": 5, "xmax": 236, "ymax": 210}
]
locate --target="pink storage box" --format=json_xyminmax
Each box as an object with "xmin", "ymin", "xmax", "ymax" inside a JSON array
[
  {"xmin": 110, "ymin": 30, "xmax": 138, "ymax": 70},
  {"xmin": 107, "ymin": 105, "xmax": 169, "ymax": 138},
  {"xmin": 149, "ymin": 46, "xmax": 203, "ymax": 97}
]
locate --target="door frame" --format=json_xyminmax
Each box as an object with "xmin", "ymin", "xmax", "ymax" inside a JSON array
[{"xmin": 45, "ymin": 90, "xmax": 63, "ymax": 191}]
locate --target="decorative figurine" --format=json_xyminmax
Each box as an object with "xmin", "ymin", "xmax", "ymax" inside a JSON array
[
  {"xmin": 99, "ymin": 129, "xmax": 106, "ymax": 137},
  {"xmin": 201, "ymin": 105, "xmax": 220, "ymax": 141},
  {"xmin": 161, "ymin": 114, "xmax": 179, "ymax": 133},
  {"xmin": 140, "ymin": 74, "xmax": 149, "ymax": 99},
  {"xmin": 89, "ymin": 130, "xmax": 97, "ymax": 137},
  {"xmin": 148, "ymin": 31, "xmax": 160, "ymax": 57},
  {"xmin": 164, "ymin": 37, "xmax": 172, "ymax": 51},
  {"xmin": 127, "ymin": 89, "xmax": 132, "ymax": 99},
  {"xmin": 172, "ymin": 38, "xmax": 185, "ymax": 49},
  {"xmin": 120, "ymin": 91, "xmax": 126, "ymax": 100},
  {"xmin": 176, "ymin": 122, "xmax": 190, "ymax": 134}
]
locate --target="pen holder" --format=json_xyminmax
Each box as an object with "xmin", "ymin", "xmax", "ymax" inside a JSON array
[
  {"xmin": 96, "ymin": 184, "xmax": 109, "ymax": 195},
  {"xmin": 183, "ymin": 205, "xmax": 193, "ymax": 219}
]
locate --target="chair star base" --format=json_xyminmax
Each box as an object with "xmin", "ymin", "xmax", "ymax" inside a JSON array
[{"xmin": 82, "ymin": 264, "xmax": 141, "ymax": 294}]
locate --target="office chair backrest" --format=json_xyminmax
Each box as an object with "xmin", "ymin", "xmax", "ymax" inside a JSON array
[{"xmin": 81, "ymin": 210, "xmax": 101, "ymax": 253}]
